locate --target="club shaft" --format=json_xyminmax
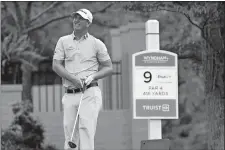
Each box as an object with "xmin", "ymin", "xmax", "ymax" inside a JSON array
[{"xmin": 70, "ymin": 93, "xmax": 84, "ymax": 141}]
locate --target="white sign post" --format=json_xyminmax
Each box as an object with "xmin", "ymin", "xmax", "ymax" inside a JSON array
[
  {"xmin": 146, "ymin": 20, "xmax": 162, "ymax": 140},
  {"xmin": 132, "ymin": 20, "xmax": 178, "ymax": 149}
]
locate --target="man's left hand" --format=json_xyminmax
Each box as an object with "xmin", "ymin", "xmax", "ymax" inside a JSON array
[{"xmin": 85, "ymin": 75, "xmax": 95, "ymax": 85}]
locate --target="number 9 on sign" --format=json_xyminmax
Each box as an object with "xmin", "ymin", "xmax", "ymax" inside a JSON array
[{"xmin": 143, "ymin": 71, "xmax": 152, "ymax": 83}]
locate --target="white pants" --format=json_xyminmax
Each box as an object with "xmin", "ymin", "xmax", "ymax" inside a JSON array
[{"xmin": 62, "ymin": 86, "xmax": 102, "ymax": 150}]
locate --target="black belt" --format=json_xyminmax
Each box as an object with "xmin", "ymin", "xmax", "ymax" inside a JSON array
[{"xmin": 66, "ymin": 82, "xmax": 98, "ymax": 94}]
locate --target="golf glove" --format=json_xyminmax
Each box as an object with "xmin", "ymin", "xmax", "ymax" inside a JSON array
[{"xmin": 85, "ymin": 75, "xmax": 94, "ymax": 85}]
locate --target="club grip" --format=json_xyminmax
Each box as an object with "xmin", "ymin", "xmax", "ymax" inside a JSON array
[{"xmin": 81, "ymin": 79, "xmax": 86, "ymax": 93}]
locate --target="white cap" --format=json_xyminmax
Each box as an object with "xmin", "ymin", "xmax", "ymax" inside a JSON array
[{"xmin": 72, "ymin": 8, "xmax": 93, "ymax": 23}]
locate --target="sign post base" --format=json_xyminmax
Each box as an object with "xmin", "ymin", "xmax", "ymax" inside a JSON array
[{"xmin": 140, "ymin": 139, "xmax": 170, "ymax": 150}]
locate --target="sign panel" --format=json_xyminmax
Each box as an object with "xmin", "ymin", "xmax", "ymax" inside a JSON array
[{"xmin": 132, "ymin": 50, "xmax": 178, "ymax": 119}]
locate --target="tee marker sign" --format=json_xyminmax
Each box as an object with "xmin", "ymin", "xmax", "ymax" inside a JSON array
[{"xmin": 132, "ymin": 50, "xmax": 178, "ymax": 119}]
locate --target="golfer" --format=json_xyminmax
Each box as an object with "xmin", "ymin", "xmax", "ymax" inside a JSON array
[{"xmin": 52, "ymin": 8, "xmax": 113, "ymax": 150}]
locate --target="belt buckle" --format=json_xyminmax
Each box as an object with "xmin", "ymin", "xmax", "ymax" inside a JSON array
[{"xmin": 81, "ymin": 87, "xmax": 85, "ymax": 93}]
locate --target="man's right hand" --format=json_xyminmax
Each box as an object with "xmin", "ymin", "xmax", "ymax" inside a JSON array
[{"xmin": 70, "ymin": 76, "xmax": 83, "ymax": 88}]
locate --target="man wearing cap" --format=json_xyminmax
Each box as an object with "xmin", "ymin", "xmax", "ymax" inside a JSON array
[{"xmin": 52, "ymin": 8, "xmax": 113, "ymax": 150}]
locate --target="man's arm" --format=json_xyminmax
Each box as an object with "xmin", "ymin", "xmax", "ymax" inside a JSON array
[
  {"xmin": 94, "ymin": 38, "xmax": 113, "ymax": 79},
  {"xmin": 85, "ymin": 38, "xmax": 113, "ymax": 85},
  {"xmin": 53, "ymin": 37, "xmax": 82, "ymax": 88},
  {"xmin": 52, "ymin": 59, "xmax": 82, "ymax": 88}
]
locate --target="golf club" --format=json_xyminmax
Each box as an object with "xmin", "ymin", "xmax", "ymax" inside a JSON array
[{"xmin": 68, "ymin": 80, "xmax": 86, "ymax": 148}]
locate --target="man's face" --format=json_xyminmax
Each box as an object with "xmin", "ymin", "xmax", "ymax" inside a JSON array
[{"xmin": 72, "ymin": 13, "xmax": 89, "ymax": 31}]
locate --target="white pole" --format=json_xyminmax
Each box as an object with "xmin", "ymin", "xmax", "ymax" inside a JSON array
[{"xmin": 145, "ymin": 20, "xmax": 162, "ymax": 139}]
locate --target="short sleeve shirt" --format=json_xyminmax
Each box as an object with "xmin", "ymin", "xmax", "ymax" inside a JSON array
[{"xmin": 53, "ymin": 33, "xmax": 111, "ymax": 88}]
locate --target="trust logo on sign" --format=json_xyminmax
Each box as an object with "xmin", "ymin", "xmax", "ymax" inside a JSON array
[{"xmin": 162, "ymin": 104, "xmax": 170, "ymax": 112}]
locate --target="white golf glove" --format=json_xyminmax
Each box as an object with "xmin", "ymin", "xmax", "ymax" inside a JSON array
[{"xmin": 85, "ymin": 75, "xmax": 94, "ymax": 86}]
